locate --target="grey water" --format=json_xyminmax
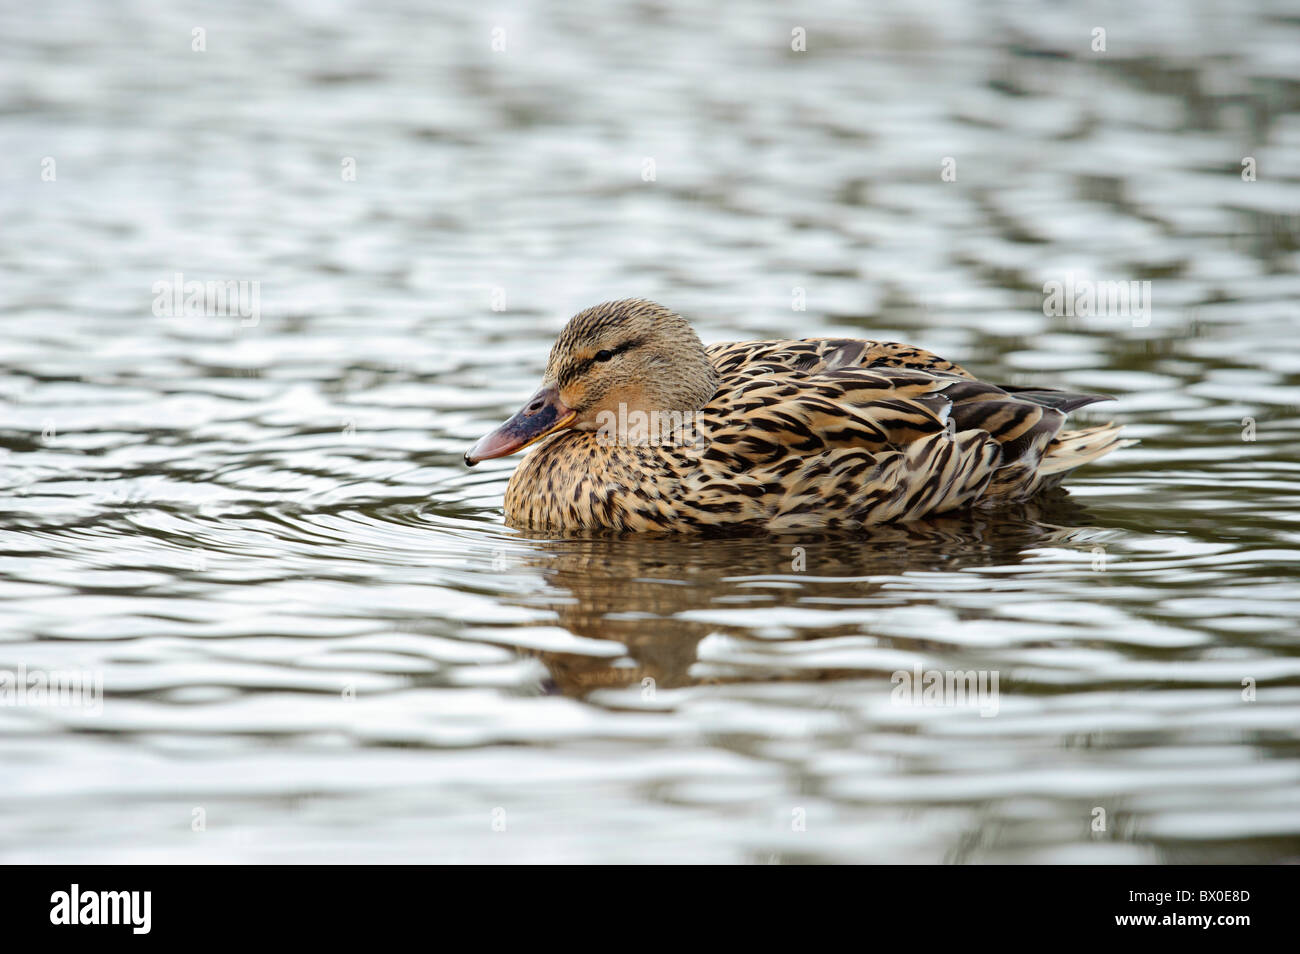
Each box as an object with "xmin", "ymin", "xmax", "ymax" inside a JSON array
[{"xmin": 2, "ymin": 0, "xmax": 1299, "ymax": 862}]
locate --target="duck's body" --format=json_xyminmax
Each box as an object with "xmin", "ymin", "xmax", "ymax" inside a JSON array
[{"xmin": 467, "ymin": 301, "xmax": 1129, "ymax": 533}]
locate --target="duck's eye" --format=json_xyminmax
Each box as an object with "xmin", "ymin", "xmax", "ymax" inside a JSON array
[{"xmin": 594, "ymin": 349, "xmax": 614, "ymax": 362}]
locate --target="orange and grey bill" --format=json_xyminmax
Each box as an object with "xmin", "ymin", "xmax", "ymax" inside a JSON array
[{"xmin": 465, "ymin": 386, "xmax": 576, "ymax": 465}]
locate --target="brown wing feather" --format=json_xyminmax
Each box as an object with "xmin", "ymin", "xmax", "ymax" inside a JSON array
[
  {"xmin": 706, "ymin": 337, "xmax": 975, "ymax": 378},
  {"xmin": 700, "ymin": 338, "xmax": 1116, "ymax": 524}
]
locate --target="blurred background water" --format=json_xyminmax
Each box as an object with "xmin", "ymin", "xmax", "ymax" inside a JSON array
[{"xmin": 1, "ymin": 0, "xmax": 1299, "ymax": 862}]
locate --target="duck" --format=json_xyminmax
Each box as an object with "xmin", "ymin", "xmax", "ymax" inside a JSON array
[{"xmin": 464, "ymin": 299, "xmax": 1129, "ymax": 533}]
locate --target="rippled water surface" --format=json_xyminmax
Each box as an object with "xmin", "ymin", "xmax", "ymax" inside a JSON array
[{"xmin": 3, "ymin": 0, "xmax": 1300, "ymax": 862}]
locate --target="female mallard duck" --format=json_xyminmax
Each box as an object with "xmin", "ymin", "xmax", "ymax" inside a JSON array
[{"xmin": 465, "ymin": 299, "xmax": 1128, "ymax": 532}]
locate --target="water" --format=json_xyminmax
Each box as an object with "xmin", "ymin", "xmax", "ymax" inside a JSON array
[{"xmin": 2, "ymin": 0, "xmax": 1299, "ymax": 863}]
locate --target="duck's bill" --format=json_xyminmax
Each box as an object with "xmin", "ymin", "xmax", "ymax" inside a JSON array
[{"xmin": 464, "ymin": 387, "xmax": 577, "ymax": 465}]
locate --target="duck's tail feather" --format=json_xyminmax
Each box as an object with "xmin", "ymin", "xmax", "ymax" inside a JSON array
[
  {"xmin": 994, "ymin": 386, "xmax": 1114, "ymax": 414},
  {"xmin": 1036, "ymin": 422, "xmax": 1135, "ymax": 482},
  {"xmin": 931, "ymin": 381, "xmax": 1129, "ymax": 503}
]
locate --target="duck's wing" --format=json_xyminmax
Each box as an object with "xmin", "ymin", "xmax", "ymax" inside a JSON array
[
  {"xmin": 706, "ymin": 337, "xmax": 976, "ymax": 378},
  {"xmin": 697, "ymin": 342, "xmax": 1123, "ymax": 528}
]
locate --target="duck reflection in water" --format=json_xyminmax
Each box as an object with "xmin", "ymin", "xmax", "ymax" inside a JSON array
[{"xmin": 495, "ymin": 492, "xmax": 1105, "ymax": 697}]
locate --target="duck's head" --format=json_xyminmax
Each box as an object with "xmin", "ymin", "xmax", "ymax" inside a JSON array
[{"xmin": 465, "ymin": 298, "xmax": 718, "ymax": 465}]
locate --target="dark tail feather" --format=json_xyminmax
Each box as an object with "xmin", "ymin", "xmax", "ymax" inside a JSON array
[{"xmin": 995, "ymin": 386, "xmax": 1114, "ymax": 414}]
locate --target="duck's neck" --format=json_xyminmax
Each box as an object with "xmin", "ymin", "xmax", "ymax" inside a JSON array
[{"xmin": 659, "ymin": 345, "xmax": 720, "ymax": 412}]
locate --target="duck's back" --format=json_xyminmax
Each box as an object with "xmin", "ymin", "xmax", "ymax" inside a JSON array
[
  {"xmin": 504, "ymin": 337, "xmax": 1128, "ymax": 532},
  {"xmin": 706, "ymin": 336, "xmax": 976, "ymax": 379}
]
